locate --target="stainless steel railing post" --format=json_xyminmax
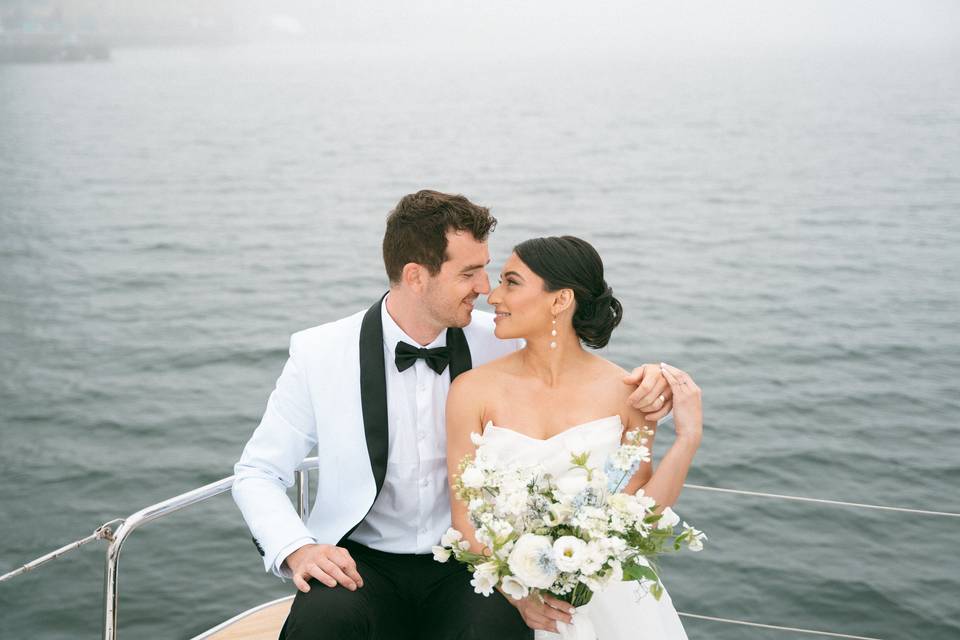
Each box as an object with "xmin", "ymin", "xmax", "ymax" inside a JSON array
[
  {"xmin": 103, "ymin": 525, "xmax": 125, "ymax": 640},
  {"xmin": 98, "ymin": 458, "xmax": 319, "ymax": 639},
  {"xmin": 295, "ymin": 468, "xmax": 309, "ymax": 522}
]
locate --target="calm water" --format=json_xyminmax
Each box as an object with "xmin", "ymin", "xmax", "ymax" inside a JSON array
[{"xmin": 1, "ymin": 43, "xmax": 959, "ymax": 638}]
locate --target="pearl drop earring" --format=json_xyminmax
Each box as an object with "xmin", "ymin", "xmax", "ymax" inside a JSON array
[{"xmin": 550, "ymin": 316, "xmax": 557, "ymax": 349}]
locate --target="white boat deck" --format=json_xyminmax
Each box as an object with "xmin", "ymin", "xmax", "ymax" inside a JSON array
[{"xmin": 195, "ymin": 596, "xmax": 293, "ymax": 640}]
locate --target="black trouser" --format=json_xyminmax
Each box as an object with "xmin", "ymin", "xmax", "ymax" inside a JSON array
[{"xmin": 279, "ymin": 540, "xmax": 532, "ymax": 640}]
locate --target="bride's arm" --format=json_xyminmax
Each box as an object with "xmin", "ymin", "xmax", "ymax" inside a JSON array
[
  {"xmin": 445, "ymin": 373, "xmax": 488, "ymax": 555},
  {"xmin": 622, "ymin": 411, "xmax": 699, "ymax": 508},
  {"xmin": 621, "ymin": 363, "xmax": 703, "ymax": 506}
]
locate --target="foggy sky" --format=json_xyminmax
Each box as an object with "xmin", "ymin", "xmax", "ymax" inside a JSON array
[{"xmin": 9, "ymin": 0, "xmax": 960, "ymax": 53}]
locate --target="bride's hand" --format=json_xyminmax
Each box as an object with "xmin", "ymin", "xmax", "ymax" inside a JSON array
[
  {"xmin": 623, "ymin": 363, "xmax": 673, "ymax": 422},
  {"xmin": 505, "ymin": 590, "xmax": 574, "ymax": 632},
  {"xmin": 659, "ymin": 362, "xmax": 703, "ymax": 444}
]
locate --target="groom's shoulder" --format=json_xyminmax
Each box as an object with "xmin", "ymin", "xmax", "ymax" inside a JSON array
[{"xmin": 289, "ymin": 308, "xmax": 365, "ymax": 355}]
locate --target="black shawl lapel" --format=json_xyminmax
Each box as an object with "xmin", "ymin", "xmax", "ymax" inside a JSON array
[
  {"xmin": 359, "ymin": 294, "xmax": 389, "ymax": 499},
  {"xmin": 346, "ymin": 296, "xmax": 473, "ymax": 544},
  {"xmin": 446, "ymin": 326, "xmax": 472, "ymax": 381}
]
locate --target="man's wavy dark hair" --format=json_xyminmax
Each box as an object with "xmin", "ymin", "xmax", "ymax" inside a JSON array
[{"xmin": 382, "ymin": 190, "xmax": 497, "ymax": 284}]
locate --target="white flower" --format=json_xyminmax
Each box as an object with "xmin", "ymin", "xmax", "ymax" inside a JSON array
[
  {"xmin": 556, "ymin": 467, "xmax": 589, "ymax": 497},
  {"xmin": 440, "ymin": 528, "xmax": 463, "ymax": 547},
  {"xmin": 458, "ymin": 540, "xmax": 471, "ymax": 551},
  {"xmin": 490, "ymin": 519, "xmax": 514, "ymax": 539},
  {"xmin": 634, "ymin": 491, "xmax": 656, "ymax": 510},
  {"xmin": 657, "ymin": 506, "xmax": 680, "ymax": 530},
  {"xmin": 471, "ymin": 561, "xmax": 499, "ymax": 596},
  {"xmin": 432, "ymin": 545, "xmax": 451, "ymax": 562},
  {"xmin": 579, "ymin": 541, "xmax": 607, "ymax": 575},
  {"xmin": 461, "ymin": 466, "xmax": 485, "ymax": 489},
  {"xmin": 589, "ymin": 470, "xmax": 609, "ymax": 491},
  {"xmin": 608, "ymin": 559, "xmax": 624, "ymax": 582},
  {"xmin": 507, "ymin": 534, "xmax": 558, "ymax": 589},
  {"xmin": 468, "ymin": 498, "xmax": 484, "ymax": 511},
  {"xmin": 553, "ymin": 536, "xmax": 588, "ymax": 573},
  {"xmin": 544, "ymin": 502, "xmax": 572, "ymax": 526},
  {"xmin": 500, "ymin": 574, "xmax": 529, "ymax": 600},
  {"xmin": 470, "ymin": 431, "xmax": 485, "ymax": 446},
  {"xmin": 682, "ymin": 521, "xmax": 707, "ymax": 551},
  {"xmin": 474, "ymin": 449, "xmax": 497, "ymax": 471},
  {"xmin": 476, "ymin": 528, "xmax": 494, "ymax": 548}
]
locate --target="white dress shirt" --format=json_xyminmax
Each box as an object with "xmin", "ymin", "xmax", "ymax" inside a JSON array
[{"xmin": 347, "ymin": 296, "xmax": 461, "ymax": 553}]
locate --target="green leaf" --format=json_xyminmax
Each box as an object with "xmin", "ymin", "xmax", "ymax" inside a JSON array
[
  {"xmin": 650, "ymin": 581, "xmax": 664, "ymax": 601},
  {"xmin": 622, "ymin": 561, "xmax": 660, "ymax": 583}
]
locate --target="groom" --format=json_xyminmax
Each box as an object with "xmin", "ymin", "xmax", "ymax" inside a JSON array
[{"xmin": 232, "ymin": 190, "xmax": 674, "ymax": 639}]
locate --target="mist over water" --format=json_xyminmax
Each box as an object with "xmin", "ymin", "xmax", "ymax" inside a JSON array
[{"xmin": 2, "ymin": 5, "xmax": 959, "ymax": 637}]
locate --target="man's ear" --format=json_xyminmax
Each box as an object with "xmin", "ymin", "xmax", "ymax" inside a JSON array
[
  {"xmin": 552, "ymin": 289, "xmax": 575, "ymax": 315},
  {"xmin": 402, "ymin": 263, "xmax": 425, "ymax": 293}
]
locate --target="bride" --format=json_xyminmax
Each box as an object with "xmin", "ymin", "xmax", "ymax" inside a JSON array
[{"xmin": 445, "ymin": 236, "xmax": 702, "ymax": 639}]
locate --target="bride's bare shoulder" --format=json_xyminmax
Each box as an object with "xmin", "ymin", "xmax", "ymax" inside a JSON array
[
  {"xmin": 449, "ymin": 351, "xmax": 520, "ymax": 395},
  {"xmin": 583, "ymin": 353, "xmax": 642, "ymax": 408}
]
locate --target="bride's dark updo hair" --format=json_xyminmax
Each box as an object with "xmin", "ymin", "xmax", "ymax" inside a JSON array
[{"xmin": 513, "ymin": 236, "xmax": 622, "ymax": 349}]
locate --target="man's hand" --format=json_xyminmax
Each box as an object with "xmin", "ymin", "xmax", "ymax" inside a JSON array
[
  {"xmin": 505, "ymin": 591, "xmax": 574, "ymax": 633},
  {"xmin": 285, "ymin": 543, "xmax": 364, "ymax": 593},
  {"xmin": 624, "ymin": 363, "xmax": 673, "ymax": 422}
]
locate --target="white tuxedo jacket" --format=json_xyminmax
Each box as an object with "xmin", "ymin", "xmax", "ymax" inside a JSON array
[{"xmin": 232, "ymin": 297, "xmax": 517, "ymax": 577}]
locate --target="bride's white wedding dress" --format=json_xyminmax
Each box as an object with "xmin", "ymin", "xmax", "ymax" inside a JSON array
[{"xmin": 482, "ymin": 415, "xmax": 689, "ymax": 640}]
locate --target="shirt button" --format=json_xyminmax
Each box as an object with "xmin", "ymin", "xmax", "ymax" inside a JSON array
[
  {"xmin": 421, "ymin": 478, "xmax": 430, "ymax": 488},
  {"xmin": 418, "ymin": 430, "xmax": 426, "ymax": 441}
]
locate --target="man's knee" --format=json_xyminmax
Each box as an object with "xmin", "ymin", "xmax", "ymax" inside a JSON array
[
  {"xmin": 281, "ymin": 582, "xmax": 370, "ymax": 640},
  {"xmin": 462, "ymin": 597, "xmax": 531, "ymax": 638},
  {"xmin": 427, "ymin": 592, "xmax": 531, "ymax": 640}
]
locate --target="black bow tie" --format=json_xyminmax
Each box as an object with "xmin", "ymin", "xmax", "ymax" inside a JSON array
[{"xmin": 394, "ymin": 341, "xmax": 451, "ymax": 375}]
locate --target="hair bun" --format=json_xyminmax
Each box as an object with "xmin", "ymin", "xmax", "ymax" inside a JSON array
[{"xmin": 572, "ymin": 282, "xmax": 622, "ymax": 349}]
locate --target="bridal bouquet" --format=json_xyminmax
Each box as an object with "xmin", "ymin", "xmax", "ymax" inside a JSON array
[{"xmin": 433, "ymin": 427, "xmax": 706, "ymax": 638}]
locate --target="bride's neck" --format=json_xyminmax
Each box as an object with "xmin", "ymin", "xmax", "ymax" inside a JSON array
[{"xmin": 519, "ymin": 332, "xmax": 588, "ymax": 387}]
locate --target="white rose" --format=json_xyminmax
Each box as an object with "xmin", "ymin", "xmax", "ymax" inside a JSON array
[
  {"xmin": 461, "ymin": 466, "xmax": 485, "ymax": 489},
  {"xmin": 470, "ymin": 431, "xmax": 485, "ymax": 446},
  {"xmin": 440, "ymin": 528, "xmax": 463, "ymax": 547},
  {"xmin": 432, "ymin": 545, "xmax": 451, "ymax": 562},
  {"xmin": 471, "ymin": 561, "xmax": 499, "ymax": 596},
  {"xmin": 553, "ymin": 536, "xmax": 587, "ymax": 573},
  {"xmin": 555, "ymin": 468, "xmax": 589, "ymax": 497},
  {"xmin": 500, "ymin": 574, "xmax": 529, "ymax": 600},
  {"xmin": 507, "ymin": 534, "xmax": 558, "ymax": 589},
  {"xmin": 657, "ymin": 507, "xmax": 680, "ymax": 530}
]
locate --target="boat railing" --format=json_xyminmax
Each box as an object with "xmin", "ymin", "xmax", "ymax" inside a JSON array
[
  {"xmin": 1, "ymin": 456, "xmax": 316, "ymax": 640},
  {"xmin": 1, "ymin": 459, "xmax": 957, "ymax": 640}
]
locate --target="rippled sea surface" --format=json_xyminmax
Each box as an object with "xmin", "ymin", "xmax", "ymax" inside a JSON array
[{"xmin": 1, "ymin": 44, "xmax": 959, "ymax": 638}]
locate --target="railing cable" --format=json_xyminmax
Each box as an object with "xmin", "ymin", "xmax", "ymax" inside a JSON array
[
  {"xmin": 677, "ymin": 612, "xmax": 886, "ymax": 639},
  {"xmin": 683, "ymin": 484, "xmax": 960, "ymax": 518},
  {"xmin": 0, "ymin": 519, "xmax": 123, "ymax": 583}
]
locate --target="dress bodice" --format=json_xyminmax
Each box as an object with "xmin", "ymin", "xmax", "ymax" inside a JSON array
[{"xmin": 480, "ymin": 415, "xmax": 624, "ymax": 477}]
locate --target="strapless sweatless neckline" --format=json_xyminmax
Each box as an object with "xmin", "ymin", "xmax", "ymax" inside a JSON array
[{"xmin": 483, "ymin": 414, "xmax": 623, "ymax": 443}]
